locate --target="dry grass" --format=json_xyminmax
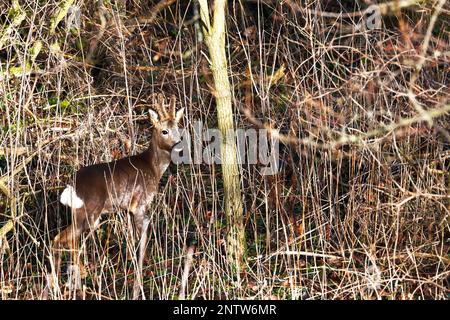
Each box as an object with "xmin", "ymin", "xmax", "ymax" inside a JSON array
[{"xmin": 0, "ymin": 0, "xmax": 449, "ymax": 299}]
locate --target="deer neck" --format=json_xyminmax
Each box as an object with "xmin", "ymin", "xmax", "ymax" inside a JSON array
[{"xmin": 143, "ymin": 136, "xmax": 171, "ymax": 179}]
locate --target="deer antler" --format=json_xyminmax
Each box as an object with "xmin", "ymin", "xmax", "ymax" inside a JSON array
[
  {"xmin": 169, "ymin": 95, "xmax": 176, "ymax": 118},
  {"xmin": 152, "ymin": 93, "xmax": 177, "ymax": 120}
]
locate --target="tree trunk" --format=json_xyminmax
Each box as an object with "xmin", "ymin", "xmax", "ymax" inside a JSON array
[{"xmin": 198, "ymin": 0, "xmax": 246, "ymax": 280}]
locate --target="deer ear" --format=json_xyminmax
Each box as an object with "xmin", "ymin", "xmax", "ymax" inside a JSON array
[
  {"xmin": 149, "ymin": 109, "xmax": 159, "ymax": 123},
  {"xmin": 175, "ymin": 107, "xmax": 185, "ymax": 123}
]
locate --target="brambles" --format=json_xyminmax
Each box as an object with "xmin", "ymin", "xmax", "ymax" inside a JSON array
[{"xmin": 0, "ymin": 0, "xmax": 448, "ymax": 300}]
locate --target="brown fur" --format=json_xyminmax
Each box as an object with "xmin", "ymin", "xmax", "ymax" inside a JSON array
[{"xmin": 52, "ymin": 95, "xmax": 184, "ymax": 299}]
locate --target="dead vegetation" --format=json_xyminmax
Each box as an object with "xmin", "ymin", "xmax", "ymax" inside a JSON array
[{"xmin": 0, "ymin": 0, "xmax": 449, "ymax": 299}]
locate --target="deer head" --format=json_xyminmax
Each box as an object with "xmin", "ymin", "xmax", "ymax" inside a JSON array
[{"xmin": 149, "ymin": 94, "xmax": 185, "ymax": 153}]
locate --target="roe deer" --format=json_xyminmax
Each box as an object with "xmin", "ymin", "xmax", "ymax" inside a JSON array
[{"xmin": 52, "ymin": 94, "xmax": 184, "ymax": 299}]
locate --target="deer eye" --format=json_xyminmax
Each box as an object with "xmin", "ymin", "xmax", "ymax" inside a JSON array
[{"xmin": 161, "ymin": 130, "xmax": 169, "ymax": 135}]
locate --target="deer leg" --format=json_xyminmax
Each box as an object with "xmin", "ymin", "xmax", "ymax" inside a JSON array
[
  {"xmin": 52, "ymin": 203, "xmax": 104, "ymax": 287},
  {"xmin": 75, "ymin": 209, "xmax": 103, "ymax": 279},
  {"xmin": 52, "ymin": 217, "xmax": 84, "ymax": 275},
  {"xmin": 132, "ymin": 210, "xmax": 150, "ymax": 300},
  {"xmin": 51, "ymin": 212, "xmax": 86, "ymax": 291}
]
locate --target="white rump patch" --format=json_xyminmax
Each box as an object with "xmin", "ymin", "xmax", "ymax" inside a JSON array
[{"xmin": 60, "ymin": 185, "xmax": 84, "ymax": 209}]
